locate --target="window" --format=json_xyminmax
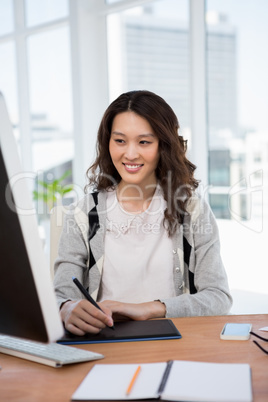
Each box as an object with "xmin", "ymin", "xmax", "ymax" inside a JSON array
[
  {"xmin": 0, "ymin": 0, "xmax": 73, "ymax": 255},
  {"xmin": 0, "ymin": 41, "xmax": 18, "ymax": 134},
  {"xmin": 0, "ymin": 0, "xmax": 14, "ymax": 35},
  {"xmin": 0, "ymin": 0, "xmax": 73, "ymax": 178},
  {"xmin": 28, "ymin": 26, "xmax": 73, "ymax": 172},
  {"xmin": 25, "ymin": 0, "xmax": 68, "ymax": 27},
  {"xmin": 107, "ymin": 0, "xmax": 190, "ymax": 140},
  {"xmin": 206, "ymin": 0, "xmax": 268, "ymax": 301},
  {"xmin": 106, "ymin": 0, "xmax": 128, "ymax": 4}
]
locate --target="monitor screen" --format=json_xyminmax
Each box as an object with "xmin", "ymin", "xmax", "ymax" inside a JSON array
[{"xmin": 0, "ymin": 93, "xmax": 63, "ymax": 343}]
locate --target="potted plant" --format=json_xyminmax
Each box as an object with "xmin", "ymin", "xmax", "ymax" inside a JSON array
[
  {"xmin": 33, "ymin": 169, "xmax": 74, "ymax": 252},
  {"xmin": 33, "ymin": 169, "xmax": 73, "ymax": 215}
]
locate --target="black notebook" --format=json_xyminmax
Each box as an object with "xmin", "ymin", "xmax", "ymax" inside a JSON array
[{"xmin": 57, "ymin": 319, "xmax": 181, "ymax": 345}]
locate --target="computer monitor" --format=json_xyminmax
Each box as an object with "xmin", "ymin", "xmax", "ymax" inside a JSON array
[{"xmin": 0, "ymin": 92, "xmax": 64, "ymax": 343}]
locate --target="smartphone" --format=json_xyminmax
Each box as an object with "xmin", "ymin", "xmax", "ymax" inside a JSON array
[{"xmin": 220, "ymin": 323, "xmax": 252, "ymax": 340}]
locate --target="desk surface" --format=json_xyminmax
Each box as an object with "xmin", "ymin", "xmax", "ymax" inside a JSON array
[{"xmin": 0, "ymin": 314, "xmax": 267, "ymax": 402}]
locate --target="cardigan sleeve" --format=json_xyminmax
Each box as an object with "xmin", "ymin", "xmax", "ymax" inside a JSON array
[
  {"xmin": 161, "ymin": 196, "xmax": 233, "ymax": 317},
  {"xmin": 53, "ymin": 201, "xmax": 90, "ymax": 309}
]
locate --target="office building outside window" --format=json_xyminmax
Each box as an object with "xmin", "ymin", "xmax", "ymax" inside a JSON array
[
  {"xmin": 206, "ymin": 0, "xmax": 268, "ymax": 300},
  {"xmin": 206, "ymin": 1, "xmax": 267, "ymax": 228},
  {"xmin": 107, "ymin": 0, "xmax": 190, "ymax": 140}
]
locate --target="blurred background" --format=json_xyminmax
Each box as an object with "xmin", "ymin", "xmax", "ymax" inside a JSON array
[{"xmin": 0, "ymin": 0, "xmax": 267, "ymax": 313}]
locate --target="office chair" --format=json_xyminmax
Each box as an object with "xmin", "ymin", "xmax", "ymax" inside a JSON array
[{"xmin": 50, "ymin": 205, "xmax": 67, "ymax": 280}]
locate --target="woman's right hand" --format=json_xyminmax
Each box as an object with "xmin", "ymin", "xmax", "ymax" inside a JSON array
[{"xmin": 60, "ymin": 300, "xmax": 114, "ymax": 336}]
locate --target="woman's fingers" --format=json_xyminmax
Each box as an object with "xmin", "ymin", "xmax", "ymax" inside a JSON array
[{"xmin": 60, "ymin": 300, "xmax": 113, "ymax": 334}]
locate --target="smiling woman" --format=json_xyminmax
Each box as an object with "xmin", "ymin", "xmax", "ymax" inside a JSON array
[
  {"xmin": 53, "ymin": 90, "xmax": 233, "ymax": 336},
  {"xmin": 109, "ymin": 111, "xmax": 160, "ymax": 210}
]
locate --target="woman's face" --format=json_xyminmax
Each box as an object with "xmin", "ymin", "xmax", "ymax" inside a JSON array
[{"xmin": 109, "ymin": 111, "xmax": 160, "ymax": 190}]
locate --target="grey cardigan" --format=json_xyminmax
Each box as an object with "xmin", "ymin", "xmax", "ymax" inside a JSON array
[{"xmin": 54, "ymin": 190, "xmax": 232, "ymax": 317}]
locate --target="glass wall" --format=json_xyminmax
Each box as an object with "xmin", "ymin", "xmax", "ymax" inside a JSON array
[
  {"xmin": 0, "ymin": 0, "xmax": 73, "ymax": 188},
  {"xmin": 0, "ymin": 0, "xmax": 73, "ymax": 253},
  {"xmin": 0, "ymin": 0, "xmax": 14, "ymax": 35},
  {"xmin": 0, "ymin": 0, "xmax": 17, "ymax": 136},
  {"xmin": 206, "ymin": 0, "xmax": 268, "ymax": 299},
  {"xmin": 0, "ymin": 41, "xmax": 18, "ymax": 135},
  {"xmin": 107, "ymin": 0, "xmax": 190, "ymax": 141},
  {"xmin": 25, "ymin": 0, "xmax": 68, "ymax": 27},
  {"xmin": 28, "ymin": 26, "xmax": 73, "ymax": 172},
  {"xmin": 106, "ymin": 0, "xmax": 128, "ymax": 4}
]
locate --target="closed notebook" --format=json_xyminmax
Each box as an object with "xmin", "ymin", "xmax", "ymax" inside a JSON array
[
  {"xmin": 58, "ymin": 319, "xmax": 181, "ymax": 344},
  {"xmin": 72, "ymin": 360, "xmax": 252, "ymax": 402}
]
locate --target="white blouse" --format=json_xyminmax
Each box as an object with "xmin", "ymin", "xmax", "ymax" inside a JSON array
[{"xmin": 97, "ymin": 186, "xmax": 175, "ymax": 303}]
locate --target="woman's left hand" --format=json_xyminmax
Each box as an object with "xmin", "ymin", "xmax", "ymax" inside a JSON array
[{"xmin": 99, "ymin": 300, "xmax": 166, "ymax": 322}]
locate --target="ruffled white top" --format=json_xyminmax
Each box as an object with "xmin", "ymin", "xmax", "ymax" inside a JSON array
[{"xmin": 97, "ymin": 186, "xmax": 175, "ymax": 303}]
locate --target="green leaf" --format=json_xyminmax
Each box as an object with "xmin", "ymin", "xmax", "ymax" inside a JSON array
[{"xmin": 33, "ymin": 169, "xmax": 73, "ymax": 210}]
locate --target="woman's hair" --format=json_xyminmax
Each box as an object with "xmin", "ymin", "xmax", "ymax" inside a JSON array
[{"xmin": 86, "ymin": 90, "xmax": 199, "ymax": 236}]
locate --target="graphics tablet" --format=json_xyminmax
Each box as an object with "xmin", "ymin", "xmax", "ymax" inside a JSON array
[{"xmin": 58, "ymin": 319, "xmax": 181, "ymax": 344}]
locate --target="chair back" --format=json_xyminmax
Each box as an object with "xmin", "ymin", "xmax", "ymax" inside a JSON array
[{"xmin": 50, "ymin": 205, "xmax": 67, "ymax": 279}]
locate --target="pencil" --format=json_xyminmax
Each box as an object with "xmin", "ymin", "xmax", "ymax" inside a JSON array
[
  {"xmin": 72, "ymin": 276, "xmax": 115, "ymax": 330},
  {"xmin": 126, "ymin": 365, "xmax": 141, "ymax": 396}
]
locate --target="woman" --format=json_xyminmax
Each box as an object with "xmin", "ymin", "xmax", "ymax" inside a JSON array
[{"xmin": 54, "ymin": 90, "xmax": 232, "ymax": 335}]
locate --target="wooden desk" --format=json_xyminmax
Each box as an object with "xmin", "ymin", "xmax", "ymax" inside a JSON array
[{"xmin": 0, "ymin": 314, "xmax": 267, "ymax": 402}]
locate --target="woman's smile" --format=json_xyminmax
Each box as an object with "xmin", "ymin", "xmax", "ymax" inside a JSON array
[{"xmin": 123, "ymin": 163, "xmax": 144, "ymax": 173}]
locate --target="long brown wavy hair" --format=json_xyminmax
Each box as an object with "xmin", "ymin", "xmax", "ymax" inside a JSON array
[{"xmin": 86, "ymin": 90, "xmax": 199, "ymax": 236}]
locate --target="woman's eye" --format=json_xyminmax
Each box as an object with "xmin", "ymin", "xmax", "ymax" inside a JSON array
[
  {"xmin": 115, "ymin": 139, "xmax": 124, "ymax": 144},
  {"xmin": 140, "ymin": 140, "xmax": 151, "ymax": 145}
]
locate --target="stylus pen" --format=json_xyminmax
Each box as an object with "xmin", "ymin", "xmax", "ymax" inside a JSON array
[{"xmin": 72, "ymin": 276, "xmax": 115, "ymax": 330}]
